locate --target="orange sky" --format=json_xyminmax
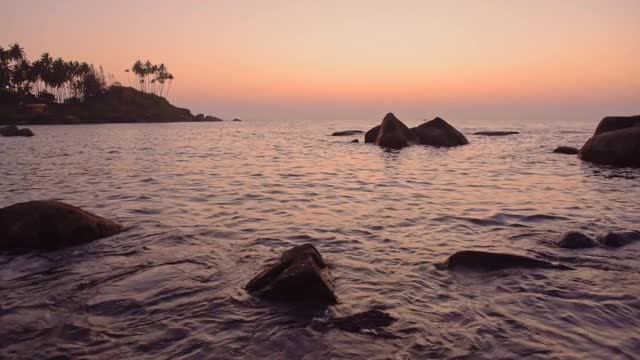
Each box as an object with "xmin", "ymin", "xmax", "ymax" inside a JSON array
[{"xmin": 2, "ymin": 0, "xmax": 639, "ymax": 121}]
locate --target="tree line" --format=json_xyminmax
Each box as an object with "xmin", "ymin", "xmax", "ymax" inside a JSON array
[
  {"xmin": 1, "ymin": 42, "xmax": 176, "ymax": 104},
  {"xmin": 0, "ymin": 43, "xmax": 107, "ymax": 103}
]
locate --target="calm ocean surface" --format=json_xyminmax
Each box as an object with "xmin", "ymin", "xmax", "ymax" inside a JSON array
[{"xmin": 1, "ymin": 118, "xmax": 639, "ymax": 359}]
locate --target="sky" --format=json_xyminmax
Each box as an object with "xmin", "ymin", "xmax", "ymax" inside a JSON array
[{"xmin": 1, "ymin": 0, "xmax": 639, "ymax": 122}]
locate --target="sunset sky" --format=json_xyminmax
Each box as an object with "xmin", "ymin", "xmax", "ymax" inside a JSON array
[{"xmin": 2, "ymin": 0, "xmax": 639, "ymax": 122}]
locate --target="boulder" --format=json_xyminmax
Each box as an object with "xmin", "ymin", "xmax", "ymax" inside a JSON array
[
  {"xmin": 0, "ymin": 125, "xmax": 34, "ymax": 137},
  {"xmin": 373, "ymin": 113, "xmax": 418, "ymax": 149},
  {"xmin": 558, "ymin": 231, "xmax": 596, "ymax": 249},
  {"xmin": 579, "ymin": 125, "xmax": 640, "ymax": 167},
  {"xmin": 364, "ymin": 125, "xmax": 381, "ymax": 143},
  {"xmin": 245, "ymin": 244, "xmax": 338, "ymax": 304},
  {"xmin": 195, "ymin": 114, "xmax": 205, "ymax": 121},
  {"xmin": 331, "ymin": 130, "xmax": 364, "ymax": 136},
  {"xmin": 592, "ymin": 115, "xmax": 640, "ymax": 136},
  {"xmin": 350, "ymin": 139, "xmax": 359, "ymax": 143},
  {"xmin": 597, "ymin": 231, "xmax": 640, "ymax": 248},
  {"xmin": 232, "ymin": 118, "xmax": 242, "ymax": 122},
  {"xmin": 0, "ymin": 201, "xmax": 123, "ymax": 251},
  {"xmin": 435, "ymin": 250, "xmax": 571, "ymax": 271},
  {"xmin": 473, "ymin": 131, "xmax": 519, "ymax": 136},
  {"xmin": 411, "ymin": 117, "xmax": 469, "ymax": 147},
  {"xmin": 553, "ymin": 146, "xmax": 579, "ymax": 155},
  {"xmin": 205, "ymin": 115, "xmax": 223, "ymax": 122}
]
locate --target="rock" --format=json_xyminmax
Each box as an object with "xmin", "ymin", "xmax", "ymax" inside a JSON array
[
  {"xmin": 204, "ymin": 115, "xmax": 223, "ymax": 122},
  {"xmin": 195, "ymin": 114, "xmax": 205, "ymax": 121},
  {"xmin": 0, "ymin": 125, "xmax": 34, "ymax": 137},
  {"xmin": 579, "ymin": 123, "xmax": 640, "ymax": 167},
  {"xmin": 330, "ymin": 309, "xmax": 397, "ymax": 337},
  {"xmin": 373, "ymin": 113, "xmax": 418, "ymax": 149},
  {"xmin": 350, "ymin": 139, "xmax": 359, "ymax": 143},
  {"xmin": 245, "ymin": 244, "xmax": 338, "ymax": 305},
  {"xmin": 232, "ymin": 118, "xmax": 242, "ymax": 122},
  {"xmin": 553, "ymin": 146, "xmax": 579, "ymax": 155},
  {"xmin": 331, "ymin": 130, "xmax": 364, "ymax": 136},
  {"xmin": 0, "ymin": 201, "xmax": 123, "ymax": 251},
  {"xmin": 558, "ymin": 231, "xmax": 596, "ymax": 249},
  {"xmin": 473, "ymin": 131, "xmax": 519, "ymax": 136},
  {"xmin": 411, "ymin": 117, "xmax": 469, "ymax": 147},
  {"xmin": 436, "ymin": 250, "xmax": 571, "ymax": 271},
  {"xmin": 597, "ymin": 231, "xmax": 640, "ymax": 248},
  {"xmin": 364, "ymin": 125, "xmax": 381, "ymax": 143},
  {"xmin": 592, "ymin": 115, "xmax": 640, "ymax": 136}
]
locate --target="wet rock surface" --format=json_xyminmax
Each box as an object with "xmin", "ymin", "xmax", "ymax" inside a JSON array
[
  {"xmin": 553, "ymin": 146, "xmax": 579, "ymax": 155},
  {"xmin": 597, "ymin": 231, "xmax": 640, "ymax": 248},
  {"xmin": 0, "ymin": 200, "xmax": 123, "ymax": 251},
  {"xmin": 0, "ymin": 125, "xmax": 34, "ymax": 137},
  {"xmin": 245, "ymin": 244, "xmax": 338, "ymax": 304},
  {"xmin": 436, "ymin": 250, "xmax": 571, "ymax": 271},
  {"xmin": 411, "ymin": 117, "xmax": 468, "ymax": 147},
  {"xmin": 558, "ymin": 231, "xmax": 596, "ymax": 249},
  {"xmin": 331, "ymin": 130, "xmax": 364, "ymax": 136}
]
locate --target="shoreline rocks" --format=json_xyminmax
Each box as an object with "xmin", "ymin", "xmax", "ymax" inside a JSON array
[
  {"xmin": 331, "ymin": 130, "xmax": 364, "ymax": 136},
  {"xmin": 579, "ymin": 115, "xmax": 640, "ymax": 167},
  {"xmin": 0, "ymin": 200, "xmax": 123, "ymax": 251},
  {"xmin": 411, "ymin": 117, "xmax": 469, "ymax": 147},
  {"xmin": 436, "ymin": 250, "xmax": 571, "ymax": 271},
  {"xmin": 245, "ymin": 244, "xmax": 338, "ymax": 305},
  {"xmin": 374, "ymin": 113, "xmax": 418, "ymax": 149},
  {"xmin": 473, "ymin": 131, "xmax": 519, "ymax": 136},
  {"xmin": 0, "ymin": 124, "xmax": 34, "ymax": 137},
  {"xmin": 553, "ymin": 146, "xmax": 579, "ymax": 155}
]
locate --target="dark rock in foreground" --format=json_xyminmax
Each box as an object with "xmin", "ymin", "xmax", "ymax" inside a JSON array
[
  {"xmin": 553, "ymin": 146, "xmax": 579, "ymax": 155},
  {"xmin": 579, "ymin": 116, "xmax": 640, "ymax": 167},
  {"xmin": 330, "ymin": 309, "xmax": 398, "ymax": 338},
  {"xmin": 331, "ymin": 130, "xmax": 364, "ymax": 136},
  {"xmin": 473, "ymin": 131, "xmax": 519, "ymax": 136},
  {"xmin": 597, "ymin": 231, "xmax": 640, "ymax": 248},
  {"xmin": 0, "ymin": 124, "xmax": 34, "ymax": 137},
  {"xmin": 436, "ymin": 250, "xmax": 571, "ymax": 271},
  {"xmin": 350, "ymin": 139, "xmax": 359, "ymax": 143},
  {"xmin": 0, "ymin": 200, "xmax": 123, "ymax": 251},
  {"xmin": 374, "ymin": 113, "xmax": 418, "ymax": 149},
  {"xmin": 245, "ymin": 244, "xmax": 338, "ymax": 305},
  {"xmin": 411, "ymin": 117, "xmax": 468, "ymax": 147},
  {"xmin": 558, "ymin": 231, "xmax": 596, "ymax": 249}
]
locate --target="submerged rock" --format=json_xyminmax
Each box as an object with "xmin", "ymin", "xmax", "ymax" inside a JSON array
[
  {"xmin": 374, "ymin": 113, "xmax": 418, "ymax": 149},
  {"xmin": 350, "ymin": 139, "xmax": 359, "ymax": 143},
  {"xmin": 411, "ymin": 117, "xmax": 468, "ymax": 147},
  {"xmin": 597, "ymin": 231, "xmax": 640, "ymax": 248},
  {"xmin": 245, "ymin": 244, "xmax": 338, "ymax": 305},
  {"xmin": 558, "ymin": 231, "xmax": 596, "ymax": 249},
  {"xmin": 553, "ymin": 146, "xmax": 579, "ymax": 155},
  {"xmin": 436, "ymin": 250, "xmax": 571, "ymax": 271},
  {"xmin": 330, "ymin": 309, "xmax": 398, "ymax": 337},
  {"xmin": 0, "ymin": 200, "xmax": 123, "ymax": 251},
  {"xmin": 233, "ymin": 118, "xmax": 242, "ymax": 122},
  {"xmin": 0, "ymin": 124, "xmax": 34, "ymax": 137},
  {"xmin": 473, "ymin": 131, "xmax": 519, "ymax": 136},
  {"xmin": 331, "ymin": 130, "xmax": 364, "ymax": 136},
  {"xmin": 579, "ymin": 124, "xmax": 640, "ymax": 167}
]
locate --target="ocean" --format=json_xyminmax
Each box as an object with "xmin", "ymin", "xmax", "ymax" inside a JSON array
[{"xmin": 1, "ymin": 118, "xmax": 639, "ymax": 359}]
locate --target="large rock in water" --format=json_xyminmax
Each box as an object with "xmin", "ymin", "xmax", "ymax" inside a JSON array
[
  {"xmin": 245, "ymin": 244, "xmax": 338, "ymax": 304},
  {"xmin": 553, "ymin": 146, "xmax": 579, "ymax": 155},
  {"xmin": 411, "ymin": 117, "xmax": 469, "ymax": 147},
  {"xmin": 436, "ymin": 250, "xmax": 571, "ymax": 271},
  {"xmin": 0, "ymin": 201, "xmax": 123, "ymax": 251},
  {"xmin": 579, "ymin": 115, "xmax": 640, "ymax": 167},
  {"xmin": 558, "ymin": 231, "xmax": 596, "ymax": 249},
  {"xmin": 373, "ymin": 113, "xmax": 418, "ymax": 149},
  {"xmin": 0, "ymin": 125, "xmax": 34, "ymax": 137},
  {"xmin": 364, "ymin": 125, "xmax": 381, "ymax": 143}
]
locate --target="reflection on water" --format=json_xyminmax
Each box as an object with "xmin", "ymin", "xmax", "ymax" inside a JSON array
[{"xmin": 1, "ymin": 119, "xmax": 639, "ymax": 359}]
